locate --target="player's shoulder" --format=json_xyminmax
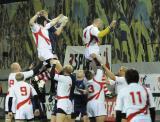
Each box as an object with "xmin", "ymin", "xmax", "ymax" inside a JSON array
[
  {"xmin": 86, "ymin": 79, "xmax": 94, "ymax": 85},
  {"xmin": 8, "ymin": 73, "xmax": 16, "ymax": 78},
  {"xmin": 84, "ymin": 25, "xmax": 92, "ymax": 30},
  {"xmin": 115, "ymin": 76, "xmax": 126, "ymax": 81},
  {"xmin": 118, "ymin": 86, "xmax": 129, "ymax": 95}
]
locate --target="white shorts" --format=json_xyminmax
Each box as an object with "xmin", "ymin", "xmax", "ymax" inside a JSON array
[
  {"xmin": 38, "ymin": 49, "xmax": 57, "ymax": 61},
  {"xmin": 5, "ymin": 95, "xmax": 16, "ymax": 113},
  {"xmin": 57, "ymin": 99, "xmax": 73, "ymax": 115},
  {"xmin": 130, "ymin": 114, "xmax": 151, "ymax": 122},
  {"xmin": 15, "ymin": 103, "xmax": 34, "ymax": 120},
  {"xmin": 85, "ymin": 45, "xmax": 100, "ymax": 60},
  {"xmin": 87, "ymin": 100, "xmax": 106, "ymax": 117}
]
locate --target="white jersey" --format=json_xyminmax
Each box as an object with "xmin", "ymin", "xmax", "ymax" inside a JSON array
[
  {"xmin": 83, "ymin": 25, "xmax": 100, "ymax": 60},
  {"xmin": 85, "ymin": 69, "xmax": 107, "ymax": 117},
  {"xmin": 109, "ymin": 76, "xmax": 128, "ymax": 94},
  {"xmin": 115, "ymin": 83, "xmax": 155, "ymax": 121},
  {"xmin": 8, "ymin": 70, "xmax": 33, "ymax": 88},
  {"xmin": 31, "ymin": 23, "xmax": 52, "ymax": 50},
  {"xmin": 54, "ymin": 74, "xmax": 73, "ymax": 114},
  {"xmin": 83, "ymin": 25, "xmax": 100, "ymax": 46},
  {"xmin": 9, "ymin": 81, "xmax": 37, "ymax": 120},
  {"xmin": 5, "ymin": 71, "xmax": 34, "ymax": 112},
  {"xmin": 85, "ymin": 69, "xmax": 105, "ymax": 102},
  {"xmin": 54, "ymin": 74, "xmax": 72, "ymax": 98},
  {"xmin": 10, "ymin": 81, "xmax": 37, "ymax": 110},
  {"xmin": 30, "ymin": 23, "xmax": 55, "ymax": 61}
]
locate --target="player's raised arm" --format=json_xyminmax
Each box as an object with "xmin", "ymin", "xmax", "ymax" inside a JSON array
[
  {"xmin": 98, "ymin": 20, "xmax": 116, "ymax": 38},
  {"xmin": 29, "ymin": 11, "xmax": 40, "ymax": 26},
  {"xmin": 101, "ymin": 64, "xmax": 116, "ymax": 81},
  {"xmin": 49, "ymin": 14, "xmax": 64, "ymax": 27}
]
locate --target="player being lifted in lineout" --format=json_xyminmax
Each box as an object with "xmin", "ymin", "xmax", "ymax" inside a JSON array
[{"xmin": 83, "ymin": 19, "xmax": 116, "ymax": 69}]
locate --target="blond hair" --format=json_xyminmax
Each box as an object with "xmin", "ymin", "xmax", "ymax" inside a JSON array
[
  {"xmin": 63, "ymin": 65, "xmax": 73, "ymax": 74},
  {"xmin": 11, "ymin": 62, "xmax": 21, "ymax": 72},
  {"xmin": 15, "ymin": 73, "xmax": 24, "ymax": 81}
]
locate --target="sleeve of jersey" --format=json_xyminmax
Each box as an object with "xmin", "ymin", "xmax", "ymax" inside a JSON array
[
  {"xmin": 54, "ymin": 74, "xmax": 65, "ymax": 82},
  {"xmin": 9, "ymin": 87, "xmax": 15, "ymax": 98},
  {"xmin": 94, "ymin": 69, "xmax": 103, "ymax": 81},
  {"xmin": 147, "ymin": 88, "xmax": 155, "ymax": 108},
  {"xmin": 23, "ymin": 70, "xmax": 34, "ymax": 80},
  {"xmin": 98, "ymin": 26, "xmax": 110, "ymax": 38},
  {"xmin": 44, "ymin": 23, "xmax": 52, "ymax": 30},
  {"xmin": 115, "ymin": 76, "xmax": 125, "ymax": 84},
  {"xmin": 115, "ymin": 90, "xmax": 124, "ymax": 111},
  {"xmin": 90, "ymin": 27, "xmax": 100, "ymax": 37},
  {"xmin": 109, "ymin": 79, "xmax": 116, "ymax": 85},
  {"xmin": 30, "ymin": 23, "xmax": 40, "ymax": 33}
]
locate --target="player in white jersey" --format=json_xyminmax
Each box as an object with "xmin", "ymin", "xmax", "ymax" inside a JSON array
[
  {"xmin": 8, "ymin": 73, "xmax": 40, "ymax": 122},
  {"xmin": 103, "ymin": 66, "xmax": 128, "ymax": 121},
  {"xmin": 29, "ymin": 10, "xmax": 67, "ymax": 64},
  {"xmin": 83, "ymin": 19, "xmax": 116, "ymax": 68},
  {"xmin": 50, "ymin": 61, "xmax": 73, "ymax": 122},
  {"xmin": 5, "ymin": 62, "xmax": 36, "ymax": 122},
  {"xmin": 115, "ymin": 69, "xmax": 155, "ymax": 122},
  {"xmin": 105, "ymin": 66, "xmax": 128, "ymax": 94},
  {"xmin": 85, "ymin": 63, "xmax": 111, "ymax": 122}
]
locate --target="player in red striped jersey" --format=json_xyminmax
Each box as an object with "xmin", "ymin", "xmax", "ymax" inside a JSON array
[
  {"xmin": 5, "ymin": 62, "xmax": 40, "ymax": 122},
  {"xmin": 8, "ymin": 73, "xmax": 40, "ymax": 122},
  {"xmin": 83, "ymin": 19, "xmax": 116, "ymax": 69},
  {"xmin": 115, "ymin": 69, "xmax": 155, "ymax": 122},
  {"xmin": 84, "ymin": 63, "xmax": 113, "ymax": 122}
]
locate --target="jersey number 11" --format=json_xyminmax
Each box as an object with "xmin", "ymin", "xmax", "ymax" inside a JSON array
[{"xmin": 130, "ymin": 91, "xmax": 142, "ymax": 105}]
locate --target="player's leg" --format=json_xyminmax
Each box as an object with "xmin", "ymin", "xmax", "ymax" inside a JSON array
[
  {"xmin": 56, "ymin": 108, "xmax": 67, "ymax": 122},
  {"xmin": 82, "ymin": 115, "xmax": 89, "ymax": 122},
  {"xmin": 90, "ymin": 53, "xmax": 102, "ymax": 66},
  {"xmin": 5, "ymin": 95, "xmax": 13, "ymax": 122},
  {"xmin": 15, "ymin": 120, "xmax": 25, "ymax": 122},
  {"xmin": 71, "ymin": 112, "xmax": 77, "ymax": 122},
  {"xmin": 64, "ymin": 115, "xmax": 71, "ymax": 122},
  {"xmin": 89, "ymin": 117, "xmax": 96, "ymax": 122},
  {"xmin": 5, "ymin": 113, "xmax": 13, "ymax": 122},
  {"xmin": 26, "ymin": 119, "xmax": 34, "ymax": 122},
  {"xmin": 95, "ymin": 115, "xmax": 105, "ymax": 122},
  {"xmin": 56, "ymin": 113, "xmax": 66, "ymax": 122},
  {"xmin": 50, "ymin": 115, "xmax": 56, "ymax": 122}
]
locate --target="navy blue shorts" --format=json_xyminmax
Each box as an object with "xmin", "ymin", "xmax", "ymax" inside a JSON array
[{"xmin": 71, "ymin": 94, "xmax": 87, "ymax": 118}]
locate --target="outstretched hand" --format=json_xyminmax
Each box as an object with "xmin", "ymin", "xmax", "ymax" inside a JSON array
[
  {"xmin": 110, "ymin": 20, "xmax": 116, "ymax": 29},
  {"xmin": 34, "ymin": 109, "xmax": 40, "ymax": 116},
  {"xmin": 36, "ymin": 10, "xmax": 48, "ymax": 19}
]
